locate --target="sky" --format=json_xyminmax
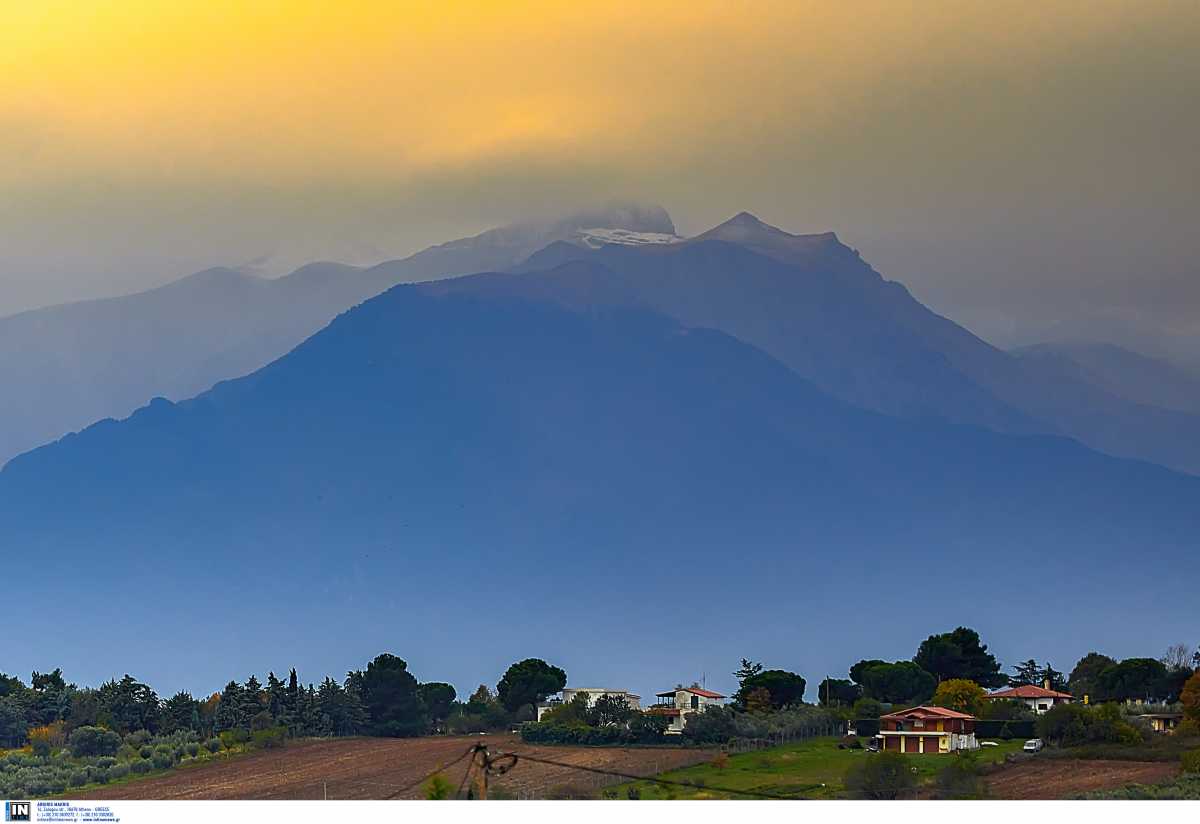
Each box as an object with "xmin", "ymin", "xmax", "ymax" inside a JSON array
[{"xmin": 2, "ymin": 0, "xmax": 1198, "ymax": 351}]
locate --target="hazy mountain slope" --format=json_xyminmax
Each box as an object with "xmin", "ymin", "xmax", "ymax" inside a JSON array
[
  {"xmin": 0, "ymin": 205, "xmax": 672, "ymax": 467},
  {"xmin": 1012, "ymin": 342, "xmax": 1200, "ymax": 413},
  {"xmin": 502, "ymin": 216, "xmax": 1200, "ymax": 473},
  {"xmin": 2, "ymin": 285, "xmax": 1196, "ymax": 693}
]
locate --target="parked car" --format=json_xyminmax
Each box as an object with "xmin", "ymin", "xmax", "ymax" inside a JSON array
[
  {"xmin": 1023, "ymin": 738, "xmax": 1044, "ymax": 753},
  {"xmin": 979, "ymin": 740, "xmax": 999, "ymax": 747}
]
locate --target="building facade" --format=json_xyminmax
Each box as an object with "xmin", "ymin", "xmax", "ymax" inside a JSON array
[
  {"xmin": 983, "ymin": 683, "xmax": 1073, "ymax": 715},
  {"xmin": 877, "ymin": 706, "xmax": 979, "ymax": 754},
  {"xmin": 647, "ymin": 685, "xmax": 726, "ymax": 734}
]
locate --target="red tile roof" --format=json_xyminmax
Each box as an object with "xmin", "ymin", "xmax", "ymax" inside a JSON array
[
  {"xmin": 985, "ymin": 685, "xmax": 1073, "ymax": 700},
  {"xmin": 880, "ymin": 705, "xmax": 976, "ymax": 721},
  {"xmin": 654, "ymin": 687, "xmax": 725, "ymax": 699}
]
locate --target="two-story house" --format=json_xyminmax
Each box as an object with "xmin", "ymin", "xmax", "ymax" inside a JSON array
[
  {"xmin": 877, "ymin": 706, "xmax": 979, "ymax": 754},
  {"xmin": 647, "ymin": 684, "xmax": 726, "ymax": 734}
]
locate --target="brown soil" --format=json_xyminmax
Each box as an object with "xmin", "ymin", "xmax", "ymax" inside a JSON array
[
  {"xmin": 984, "ymin": 758, "xmax": 1180, "ymax": 799},
  {"xmin": 76, "ymin": 734, "xmax": 714, "ymax": 800}
]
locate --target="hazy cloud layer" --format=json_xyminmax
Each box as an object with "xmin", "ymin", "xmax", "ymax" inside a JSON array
[{"xmin": 2, "ymin": 1, "xmax": 1197, "ymax": 350}]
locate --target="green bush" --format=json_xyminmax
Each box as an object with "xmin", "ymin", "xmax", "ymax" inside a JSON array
[
  {"xmin": 68, "ymin": 770, "xmax": 89, "ymax": 788},
  {"xmin": 95, "ymin": 757, "xmax": 117, "ymax": 769},
  {"xmin": 185, "ymin": 743, "xmax": 200, "ymax": 757},
  {"xmin": 130, "ymin": 759, "xmax": 152, "ymax": 774},
  {"xmin": 68, "ymin": 726, "xmax": 123, "ymax": 758},
  {"xmin": 108, "ymin": 763, "xmax": 130, "ymax": 781},
  {"xmin": 251, "ymin": 727, "xmax": 287, "ymax": 750},
  {"xmin": 1182, "ymin": 750, "xmax": 1200, "ymax": 774},
  {"xmin": 205, "ymin": 738, "xmax": 223, "ymax": 753},
  {"xmin": 125, "ymin": 730, "xmax": 151, "ymax": 747},
  {"xmin": 151, "ymin": 752, "xmax": 173, "ymax": 770},
  {"xmin": 219, "ymin": 729, "xmax": 250, "ymax": 749},
  {"xmin": 844, "ymin": 751, "xmax": 918, "ymax": 799},
  {"xmin": 138, "ymin": 745, "xmax": 152, "ymax": 759},
  {"xmin": 934, "ymin": 754, "xmax": 986, "ymax": 799}
]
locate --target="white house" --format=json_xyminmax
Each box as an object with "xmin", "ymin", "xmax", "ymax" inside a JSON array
[
  {"xmin": 647, "ymin": 685, "xmax": 726, "ymax": 734},
  {"xmin": 536, "ymin": 687, "xmax": 640, "ymax": 721},
  {"xmin": 983, "ymin": 682, "xmax": 1073, "ymax": 715}
]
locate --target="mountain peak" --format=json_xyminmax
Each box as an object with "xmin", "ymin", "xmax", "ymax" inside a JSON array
[{"xmin": 689, "ymin": 212, "xmax": 844, "ymax": 266}]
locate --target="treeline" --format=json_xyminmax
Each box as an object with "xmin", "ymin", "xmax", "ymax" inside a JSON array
[
  {"xmin": 0, "ymin": 654, "xmax": 570, "ymax": 749},
  {"xmin": 811, "ymin": 627, "xmax": 1199, "ymax": 719}
]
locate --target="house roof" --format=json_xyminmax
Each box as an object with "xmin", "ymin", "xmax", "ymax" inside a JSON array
[
  {"xmin": 1139, "ymin": 712, "xmax": 1184, "ymax": 719},
  {"xmin": 985, "ymin": 685, "xmax": 1073, "ymax": 700},
  {"xmin": 655, "ymin": 686, "xmax": 725, "ymax": 699},
  {"xmin": 880, "ymin": 705, "xmax": 976, "ymax": 721}
]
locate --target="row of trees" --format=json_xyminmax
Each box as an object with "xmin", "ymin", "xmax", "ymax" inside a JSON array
[
  {"xmin": 0, "ymin": 655, "xmax": 571, "ymax": 749},
  {"xmin": 809, "ymin": 628, "xmax": 1198, "ymax": 716}
]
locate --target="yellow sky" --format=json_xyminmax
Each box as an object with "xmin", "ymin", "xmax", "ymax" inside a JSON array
[
  {"xmin": 1, "ymin": 0, "xmax": 1150, "ymax": 186},
  {"xmin": 2, "ymin": 1, "xmax": 1197, "ymax": 340}
]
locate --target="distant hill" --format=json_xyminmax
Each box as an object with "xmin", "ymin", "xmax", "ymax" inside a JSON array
[
  {"xmin": 1012, "ymin": 341, "xmax": 1200, "ymax": 414},
  {"xmin": 484, "ymin": 215, "xmax": 1200, "ymax": 474},
  {"xmin": 0, "ymin": 204, "xmax": 674, "ymax": 467},
  {"xmin": 3, "ymin": 285, "xmax": 1196, "ymax": 692}
]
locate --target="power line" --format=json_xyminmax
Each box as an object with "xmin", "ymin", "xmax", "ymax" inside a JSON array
[{"xmin": 381, "ymin": 745, "xmax": 474, "ymax": 800}]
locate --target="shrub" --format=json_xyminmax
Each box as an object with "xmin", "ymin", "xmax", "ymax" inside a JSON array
[
  {"xmin": 151, "ymin": 752, "xmax": 173, "ymax": 770},
  {"xmin": 251, "ymin": 727, "xmax": 287, "ymax": 750},
  {"xmin": 844, "ymin": 751, "xmax": 917, "ymax": 800},
  {"xmin": 68, "ymin": 726, "xmax": 123, "ymax": 758},
  {"xmin": 1183, "ymin": 750, "xmax": 1200, "ymax": 775},
  {"xmin": 125, "ymin": 730, "xmax": 151, "ymax": 747},
  {"xmin": 96, "ymin": 757, "xmax": 117, "ymax": 769},
  {"xmin": 108, "ymin": 763, "xmax": 130, "ymax": 781},
  {"xmin": 934, "ymin": 754, "xmax": 986, "ymax": 799},
  {"xmin": 219, "ymin": 729, "xmax": 250, "ymax": 749},
  {"xmin": 68, "ymin": 770, "xmax": 89, "ymax": 788},
  {"xmin": 138, "ymin": 745, "xmax": 152, "ymax": 759},
  {"xmin": 130, "ymin": 759, "xmax": 152, "ymax": 774},
  {"xmin": 424, "ymin": 773, "xmax": 453, "ymax": 800},
  {"xmin": 205, "ymin": 738, "xmax": 223, "ymax": 753},
  {"xmin": 93, "ymin": 767, "xmax": 110, "ymax": 785},
  {"xmin": 185, "ymin": 743, "xmax": 200, "ymax": 757}
]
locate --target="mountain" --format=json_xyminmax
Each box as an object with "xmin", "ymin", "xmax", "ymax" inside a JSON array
[
  {"xmin": 0, "ymin": 204, "xmax": 674, "ymax": 467},
  {"xmin": 1012, "ymin": 342, "xmax": 1200, "ymax": 414},
  {"xmin": 2, "ymin": 284, "xmax": 1197, "ymax": 693},
  {"xmin": 483, "ymin": 215, "xmax": 1200, "ymax": 474}
]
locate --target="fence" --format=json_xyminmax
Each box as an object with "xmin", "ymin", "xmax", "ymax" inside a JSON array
[{"xmin": 722, "ymin": 721, "xmax": 843, "ymax": 754}]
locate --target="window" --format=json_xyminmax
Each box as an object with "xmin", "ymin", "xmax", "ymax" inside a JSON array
[
  {"xmin": 914, "ymin": 720, "xmax": 924, "ymax": 728},
  {"xmin": 691, "ymin": 695, "xmax": 699, "ymax": 709}
]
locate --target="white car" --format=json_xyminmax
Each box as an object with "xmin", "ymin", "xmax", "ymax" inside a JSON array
[
  {"xmin": 979, "ymin": 741, "xmax": 999, "ymax": 747},
  {"xmin": 1023, "ymin": 738, "xmax": 1044, "ymax": 753}
]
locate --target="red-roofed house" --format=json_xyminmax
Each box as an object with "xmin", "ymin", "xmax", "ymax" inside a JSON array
[
  {"xmin": 649, "ymin": 684, "xmax": 726, "ymax": 734},
  {"xmin": 878, "ymin": 706, "xmax": 979, "ymax": 754},
  {"xmin": 983, "ymin": 682, "xmax": 1073, "ymax": 715}
]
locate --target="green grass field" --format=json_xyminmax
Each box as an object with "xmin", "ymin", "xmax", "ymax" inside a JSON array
[{"xmin": 612, "ymin": 737, "xmax": 1026, "ymax": 799}]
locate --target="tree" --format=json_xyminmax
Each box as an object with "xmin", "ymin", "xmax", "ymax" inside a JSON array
[
  {"xmin": 1162, "ymin": 644, "xmax": 1194, "ymax": 671},
  {"xmin": 818, "ymin": 678, "xmax": 860, "ymax": 707},
  {"xmin": 851, "ymin": 697, "xmax": 884, "ymax": 719},
  {"xmin": 734, "ymin": 670, "xmax": 806, "ymax": 709},
  {"xmin": 979, "ymin": 699, "xmax": 1033, "ymax": 721},
  {"xmin": 496, "ymin": 659, "xmax": 566, "ymax": 713},
  {"xmin": 96, "ymin": 675, "xmax": 161, "ymax": 733},
  {"xmin": 1096, "ymin": 658, "xmax": 1168, "ymax": 702},
  {"xmin": 0, "ymin": 696, "xmax": 27, "ymax": 748},
  {"xmin": 844, "ymin": 751, "xmax": 917, "ymax": 799},
  {"xmin": 914, "ymin": 627, "xmax": 1004, "ymax": 687},
  {"xmin": 734, "ymin": 659, "xmax": 763, "ymax": 684},
  {"xmin": 162, "ymin": 691, "xmax": 200, "ymax": 733},
  {"xmin": 931, "ymin": 679, "xmax": 985, "ymax": 716},
  {"xmin": 858, "ymin": 661, "xmax": 936, "ymax": 704},
  {"xmin": 417, "ymin": 683, "xmax": 457, "ymax": 726},
  {"xmin": 1068, "ymin": 652, "xmax": 1116, "ymax": 700},
  {"xmin": 1009, "ymin": 659, "xmax": 1042, "ymax": 687},
  {"xmin": 1040, "ymin": 663, "xmax": 1067, "ymax": 693},
  {"xmin": 744, "ymin": 687, "xmax": 773, "ymax": 714},
  {"xmin": 67, "ymin": 726, "xmax": 122, "ymax": 757},
  {"xmin": 1179, "ymin": 672, "xmax": 1200, "ymax": 723},
  {"xmin": 849, "ymin": 660, "xmax": 888, "ymax": 686},
  {"xmin": 589, "ymin": 694, "xmax": 635, "ymax": 727},
  {"xmin": 354, "ymin": 654, "xmax": 428, "ymax": 737}
]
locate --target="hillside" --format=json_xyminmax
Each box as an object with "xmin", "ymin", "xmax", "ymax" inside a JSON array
[
  {"xmin": 0, "ymin": 205, "xmax": 673, "ymax": 467},
  {"xmin": 3, "ymin": 285, "xmax": 1197, "ymax": 692},
  {"xmin": 498, "ymin": 216, "xmax": 1200, "ymax": 473}
]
